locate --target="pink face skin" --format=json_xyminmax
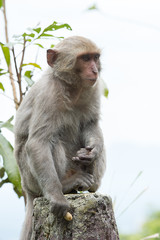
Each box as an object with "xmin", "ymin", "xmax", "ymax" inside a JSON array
[
  {"xmin": 75, "ymin": 53, "xmax": 101, "ymax": 87},
  {"xmin": 47, "ymin": 49, "xmax": 101, "ymax": 88}
]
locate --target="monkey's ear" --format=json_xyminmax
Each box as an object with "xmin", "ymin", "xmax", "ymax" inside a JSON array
[{"xmin": 47, "ymin": 49, "xmax": 58, "ymax": 67}]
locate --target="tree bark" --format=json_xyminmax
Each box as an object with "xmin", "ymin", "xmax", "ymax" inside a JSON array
[{"xmin": 31, "ymin": 193, "xmax": 119, "ymax": 240}]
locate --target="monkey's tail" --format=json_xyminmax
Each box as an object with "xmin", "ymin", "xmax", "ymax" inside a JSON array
[{"xmin": 19, "ymin": 194, "xmax": 34, "ymax": 240}]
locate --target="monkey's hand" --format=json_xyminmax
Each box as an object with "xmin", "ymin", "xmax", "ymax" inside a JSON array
[
  {"xmin": 73, "ymin": 172, "xmax": 94, "ymax": 192},
  {"xmin": 50, "ymin": 195, "xmax": 70, "ymax": 218},
  {"xmin": 72, "ymin": 146, "xmax": 96, "ymax": 165}
]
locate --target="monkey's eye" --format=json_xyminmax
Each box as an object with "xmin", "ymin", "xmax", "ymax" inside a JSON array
[
  {"xmin": 94, "ymin": 54, "xmax": 100, "ymax": 61},
  {"xmin": 81, "ymin": 54, "xmax": 91, "ymax": 62}
]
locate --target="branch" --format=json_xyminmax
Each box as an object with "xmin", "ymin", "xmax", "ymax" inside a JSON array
[
  {"xmin": 17, "ymin": 37, "xmax": 26, "ymax": 105},
  {"xmin": 12, "ymin": 47, "xmax": 23, "ymax": 104},
  {"xmin": 2, "ymin": 0, "xmax": 9, "ymax": 43},
  {"xmin": 2, "ymin": 0, "xmax": 19, "ymax": 110},
  {"xmin": 19, "ymin": 37, "xmax": 26, "ymax": 77},
  {"xmin": 0, "ymin": 178, "xmax": 10, "ymax": 187}
]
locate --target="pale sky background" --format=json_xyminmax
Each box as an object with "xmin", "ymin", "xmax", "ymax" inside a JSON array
[{"xmin": 0, "ymin": 0, "xmax": 160, "ymax": 239}]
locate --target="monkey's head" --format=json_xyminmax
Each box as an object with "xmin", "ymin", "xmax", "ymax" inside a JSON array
[{"xmin": 47, "ymin": 36, "xmax": 101, "ymax": 87}]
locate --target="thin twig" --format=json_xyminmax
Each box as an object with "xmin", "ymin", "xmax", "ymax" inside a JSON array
[
  {"xmin": 18, "ymin": 37, "xmax": 26, "ymax": 104},
  {"xmin": 12, "ymin": 47, "xmax": 19, "ymax": 81},
  {"xmin": 19, "ymin": 37, "xmax": 26, "ymax": 77},
  {"xmin": 12, "ymin": 47, "xmax": 23, "ymax": 105},
  {"xmin": 2, "ymin": 0, "xmax": 19, "ymax": 109}
]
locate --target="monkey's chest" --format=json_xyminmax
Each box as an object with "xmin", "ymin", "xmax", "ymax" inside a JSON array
[
  {"xmin": 53, "ymin": 109, "xmax": 90, "ymax": 159},
  {"xmin": 59, "ymin": 126, "xmax": 83, "ymax": 154}
]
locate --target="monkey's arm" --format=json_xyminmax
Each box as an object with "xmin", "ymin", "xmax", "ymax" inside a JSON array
[
  {"xmin": 72, "ymin": 120, "xmax": 106, "ymax": 192},
  {"xmin": 26, "ymin": 136, "xmax": 70, "ymax": 216},
  {"xmin": 25, "ymin": 104, "xmax": 70, "ymax": 217},
  {"xmin": 83, "ymin": 120, "xmax": 104, "ymax": 155},
  {"xmin": 73, "ymin": 120, "xmax": 104, "ymax": 164}
]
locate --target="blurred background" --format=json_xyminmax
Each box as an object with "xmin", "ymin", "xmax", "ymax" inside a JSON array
[{"xmin": 0, "ymin": 0, "xmax": 160, "ymax": 239}]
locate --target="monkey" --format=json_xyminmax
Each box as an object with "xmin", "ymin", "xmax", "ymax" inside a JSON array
[{"xmin": 14, "ymin": 36, "xmax": 106, "ymax": 240}]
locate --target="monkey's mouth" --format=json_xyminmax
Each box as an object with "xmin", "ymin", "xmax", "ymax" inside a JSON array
[
  {"xmin": 88, "ymin": 78, "xmax": 97, "ymax": 83},
  {"xmin": 86, "ymin": 79, "xmax": 97, "ymax": 87}
]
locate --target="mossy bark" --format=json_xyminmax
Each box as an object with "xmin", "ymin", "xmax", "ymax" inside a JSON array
[{"xmin": 31, "ymin": 193, "xmax": 119, "ymax": 240}]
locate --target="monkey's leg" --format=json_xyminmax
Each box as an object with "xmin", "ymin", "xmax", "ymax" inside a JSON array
[{"xmin": 19, "ymin": 193, "xmax": 34, "ymax": 240}]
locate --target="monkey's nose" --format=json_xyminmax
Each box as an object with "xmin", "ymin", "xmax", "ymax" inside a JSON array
[
  {"xmin": 92, "ymin": 70, "xmax": 98, "ymax": 74},
  {"xmin": 92, "ymin": 70, "xmax": 98, "ymax": 78},
  {"xmin": 92, "ymin": 66, "xmax": 98, "ymax": 74}
]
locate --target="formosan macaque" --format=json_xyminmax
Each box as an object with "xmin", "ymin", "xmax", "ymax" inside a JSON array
[{"xmin": 14, "ymin": 36, "xmax": 106, "ymax": 240}]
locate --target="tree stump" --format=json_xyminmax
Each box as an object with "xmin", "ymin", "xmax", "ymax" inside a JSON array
[{"xmin": 31, "ymin": 193, "xmax": 119, "ymax": 240}]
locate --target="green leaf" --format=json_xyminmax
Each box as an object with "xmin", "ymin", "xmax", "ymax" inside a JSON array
[
  {"xmin": 0, "ymin": 0, "xmax": 3, "ymax": 8},
  {"xmin": 0, "ymin": 42, "xmax": 10, "ymax": 68},
  {"xmin": 38, "ymin": 33, "xmax": 54, "ymax": 39},
  {"xmin": 48, "ymin": 22, "xmax": 72, "ymax": 31},
  {"xmin": 24, "ymin": 70, "xmax": 34, "ymax": 87},
  {"xmin": 50, "ymin": 44, "xmax": 55, "ymax": 48},
  {"xmin": 0, "ymin": 68, "xmax": 8, "ymax": 76},
  {"xmin": 24, "ymin": 76, "xmax": 34, "ymax": 87},
  {"xmin": 0, "ymin": 82, "xmax": 5, "ymax": 92},
  {"xmin": 43, "ymin": 21, "xmax": 59, "ymax": 32},
  {"xmin": 26, "ymin": 39, "xmax": 32, "ymax": 42},
  {"xmin": 22, "ymin": 33, "xmax": 35, "ymax": 38},
  {"xmin": 0, "ymin": 133, "xmax": 22, "ymax": 196},
  {"xmin": 24, "ymin": 70, "xmax": 32, "ymax": 79},
  {"xmin": 34, "ymin": 43, "xmax": 44, "ymax": 48},
  {"xmin": 0, "ymin": 72, "xmax": 8, "ymax": 76},
  {"xmin": 33, "ymin": 27, "xmax": 41, "ymax": 34},
  {"xmin": 0, "ymin": 116, "xmax": 14, "ymax": 132},
  {"xmin": 88, "ymin": 4, "xmax": 98, "ymax": 10},
  {"xmin": 22, "ymin": 63, "xmax": 42, "ymax": 70},
  {"xmin": 104, "ymin": 87, "xmax": 109, "ymax": 98},
  {"xmin": 37, "ymin": 22, "xmax": 72, "ymax": 40}
]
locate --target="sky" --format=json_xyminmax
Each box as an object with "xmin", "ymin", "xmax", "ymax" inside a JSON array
[{"xmin": 0, "ymin": 0, "xmax": 160, "ymax": 239}]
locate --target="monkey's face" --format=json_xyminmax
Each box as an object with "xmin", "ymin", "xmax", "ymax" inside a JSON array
[{"xmin": 75, "ymin": 53, "xmax": 101, "ymax": 87}]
